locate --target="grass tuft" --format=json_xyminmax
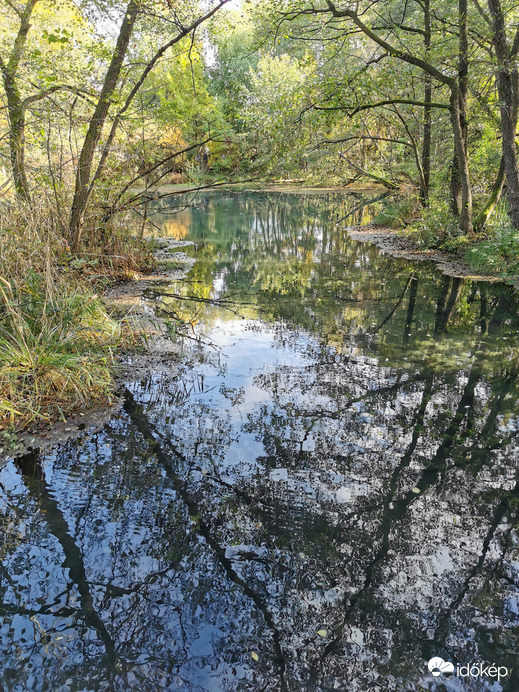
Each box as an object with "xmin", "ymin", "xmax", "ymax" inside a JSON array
[
  {"xmin": 464, "ymin": 227, "xmax": 519, "ymax": 281},
  {"xmin": 0, "ymin": 201, "xmax": 147, "ymax": 428},
  {"xmin": 372, "ymin": 196, "xmax": 420, "ymax": 229},
  {"xmin": 0, "ymin": 272, "xmax": 120, "ymax": 424}
]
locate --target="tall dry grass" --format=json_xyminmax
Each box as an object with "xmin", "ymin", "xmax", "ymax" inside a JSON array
[{"xmin": 0, "ymin": 202, "xmax": 144, "ymax": 427}]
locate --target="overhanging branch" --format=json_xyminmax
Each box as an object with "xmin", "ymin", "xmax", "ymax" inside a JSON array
[
  {"xmin": 314, "ymin": 97, "xmax": 450, "ymax": 115},
  {"xmin": 21, "ymin": 85, "xmax": 96, "ymax": 110}
]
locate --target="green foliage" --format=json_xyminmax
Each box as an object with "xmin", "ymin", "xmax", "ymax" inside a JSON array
[
  {"xmin": 465, "ymin": 228, "xmax": 519, "ymax": 281},
  {"xmin": 208, "ymin": 8, "xmax": 260, "ymax": 127},
  {"xmin": 146, "ymin": 40, "xmax": 218, "ymax": 142},
  {"xmin": 240, "ymin": 52, "xmax": 314, "ymax": 175},
  {"xmin": 373, "ymin": 197, "xmax": 420, "ymax": 229},
  {"xmin": 405, "ymin": 202, "xmax": 462, "ymax": 249}
]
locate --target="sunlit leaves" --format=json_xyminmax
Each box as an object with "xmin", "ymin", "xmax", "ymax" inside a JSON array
[{"xmin": 42, "ymin": 28, "xmax": 70, "ymax": 44}]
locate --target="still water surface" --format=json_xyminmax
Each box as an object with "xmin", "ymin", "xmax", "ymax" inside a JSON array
[{"xmin": 1, "ymin": 192, "xmax": 519, "ymax": 691}]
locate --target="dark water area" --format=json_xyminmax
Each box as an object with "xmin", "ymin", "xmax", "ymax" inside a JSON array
[{"xmin": 1, "ymin": 191, "xmax": 519, "ymax": 691}]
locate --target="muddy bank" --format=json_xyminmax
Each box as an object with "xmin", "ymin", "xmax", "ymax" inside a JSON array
[{"xmin": 346, "ymin": 225, "xmax": 501, "ymax": 282}]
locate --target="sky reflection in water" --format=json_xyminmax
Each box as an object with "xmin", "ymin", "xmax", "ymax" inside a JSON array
[{"xmin": 1, "ymin": 191, "xmax": 519, "ymax": 691}]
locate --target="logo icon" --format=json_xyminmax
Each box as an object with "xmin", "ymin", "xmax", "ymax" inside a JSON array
[{"xmin": 428, "ymin": 657, "xmax": 455, "ymax": 677}]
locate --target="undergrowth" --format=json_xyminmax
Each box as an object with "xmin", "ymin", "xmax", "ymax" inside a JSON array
[
  {"xmin": 0, "ymin": 274, "xmax": 118, "ymax": 424},
  {"xmin": 374, "ymin": 194, "xmax": 519, "ymax": 281},
  {"xmin": 372, "ymin": 196, "xmax": 420, "ymax": 229},
  {"xmin": 464, "ymin": 227, "xmax": 519, "ymax": 281},
  {"xmin": 0, "ymin": 202, "xmax": 150, "ymax": 429},
  {"xmin": 403, "ymin": 202, "xmax": 465, "ymax": 250}
]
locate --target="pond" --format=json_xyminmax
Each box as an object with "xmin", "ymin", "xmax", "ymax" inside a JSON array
[{"xmin": 1, "ymin": 191, "xmax": 518, "ymax": 691}]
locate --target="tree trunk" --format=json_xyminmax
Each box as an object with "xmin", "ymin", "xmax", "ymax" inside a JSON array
[
  {"xmin": 0, "ymin": 0, "xmax": 40, "ymax": 202},
  {"xmin": 496, "ymin": 66, "xmax": 519, "ymax": 228},
  {"xmin": 69, "ymin": 0, "xmax": 140, "ymax": 252},
  {"xmin": 450, "ymin": 0, "xmax": 471, "ymax": 227},
  {"xmin": 421, "ymin": 0, "xmax": 432, "ymax": 206},
  {"xmin": 487, "ymin": 0, "xmax": 519, "ymax": 230},
  {"xmin": 421, "ymin": 81, "xmax": 432, "ymax": 206},
  {"xmin": 474, "ymin": 155, "xmax": 505, "ymax": 231},
  {"xmin": 450, "ymin": 155, "xmax": 462, "ymax": 217},
  {"xmin": 450, "ymin": 86, "xmax": 473, "ymax": 233},
  {"xmin": 3, "ymin": 73, "xmax": 30, "ymax": 201}
]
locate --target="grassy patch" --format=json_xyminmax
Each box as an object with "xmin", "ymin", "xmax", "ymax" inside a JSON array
[
  {"xmin": 372, "ymin": 196, "xmax": 420, "ymax": 229},
  {"xmin": 0, "ymin": 202, "xmax": 148, "ymax": 429},
  {"xmin": 0, "ymin": 272, "xmax": 121, "ymax": 425},
  {"xmin": 403, "ymin": 202, "xmax": 463, "ymax": 249},
  {"xmin": 464, "ymin": 227, "xmax": 519, "ymax": 281}
]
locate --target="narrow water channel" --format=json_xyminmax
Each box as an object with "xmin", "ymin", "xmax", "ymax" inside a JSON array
[{"xmin": 1, "ymin": 192, "xmax": 518, "ymax": 691}]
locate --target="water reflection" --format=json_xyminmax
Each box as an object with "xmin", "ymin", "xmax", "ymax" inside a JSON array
[{"xmin": 1, "ymin": 192, "xmax": 518, "ymax": 691}]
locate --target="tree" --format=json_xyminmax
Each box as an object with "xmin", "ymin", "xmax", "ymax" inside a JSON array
[
  {"xmin": 482, "ymin": 0, "xmax": 519, "ymax": 230},
  {"xmin": 0, "ymin": 0, "xmax": 40, "ymax": 200},
  {"xmin": 68, "ymin": 0, "xmax": 231, "ymax": 251},
  {"xmin": 242, "ymin": 52, "xmax": 310, "ymax": 174},
  {"xmin": 68, "ymin": 0, "xmax": 141, "ymax": 249},
  {"xmin": 268, "ymin": 0, "xmax": 497, "ymax": 231},
  {"xmin": 208, "ymin": 8, "xmax": 260, "ymax": 129},
  {"xmin": 317, "ymin": 0, "xmax": 474, "ymax": 232},
  {"xmin": 0, "ymin": 0, "xmax": 97, "ymax": 202}
]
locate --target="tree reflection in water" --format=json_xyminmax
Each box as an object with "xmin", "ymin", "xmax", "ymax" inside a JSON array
[{"xmin": 1, "ymin": 192, "xmax": 518, "ymax": 691}]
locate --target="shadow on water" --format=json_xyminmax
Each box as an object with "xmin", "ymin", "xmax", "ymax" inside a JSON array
[{"xmin": 1, "ymin": 191, "xmax": 519, "ymax": 691}]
